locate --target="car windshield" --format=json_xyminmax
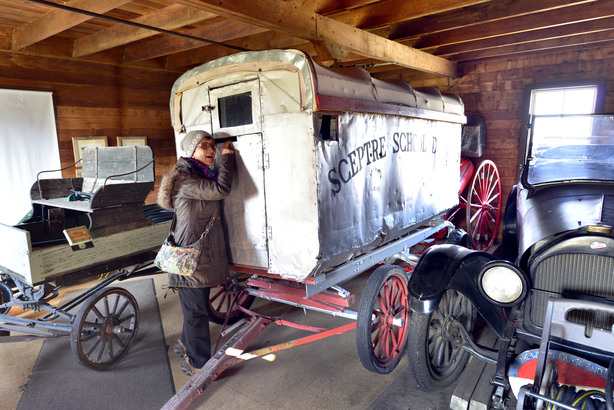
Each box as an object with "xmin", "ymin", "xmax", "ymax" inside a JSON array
[{"xmin": 525, "ymin": 114, "xmax": 614, "ymax": 186}]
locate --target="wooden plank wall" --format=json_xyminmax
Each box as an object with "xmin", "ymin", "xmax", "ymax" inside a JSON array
[
  {"xmin": 404, "ymin": 43, "xmax": 614, "ymax": 236},
  {"xmin": 0, "ymin": 42, "xmax": 179, "ymax": 204}
]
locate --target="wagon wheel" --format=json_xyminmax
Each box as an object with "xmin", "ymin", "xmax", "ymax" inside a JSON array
[
  {"xmin": 70, "ymin": 287, "xmax": 139, "ymax": 370},
  {"xmin": 207, "ymin": 277, "xmax": 255, "ymax": 325},
  {"xmin": 407, "ymin": 289, "xmax": 476, "ymax": 390},
  {"xmin": 0, "ymin": 281, "xmax": 12, "ymax": 315},
  {"xmin": 466, "ymin": 160, "xmax": 502, "ymax": 251},
  {"xmin": 356, "ymin": 265, "xmax": 410, "ymax": 374}
]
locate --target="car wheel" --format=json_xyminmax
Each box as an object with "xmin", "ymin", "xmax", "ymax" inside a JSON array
[{"xmin": 407, "ymin": 289, "xmax": 476, "ymax": 390}]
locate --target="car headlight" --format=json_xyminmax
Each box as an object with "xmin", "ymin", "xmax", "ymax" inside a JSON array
[{"xmin": 478, "ymin": 262, "xmax": 528, "ymax": 307}]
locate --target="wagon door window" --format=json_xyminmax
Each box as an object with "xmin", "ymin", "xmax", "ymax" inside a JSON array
[
  {"xmin": 210, "ymin": 80, "xmax": 261, "ymax": 135},
  {"xmin": 218, "ymin": 92, "xmax": 252, "ymax": 128}
]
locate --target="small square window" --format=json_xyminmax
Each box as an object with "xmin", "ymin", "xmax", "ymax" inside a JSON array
[{"xmin": 218, "ymin": 92, "xmax": 252, "ymax": 128}]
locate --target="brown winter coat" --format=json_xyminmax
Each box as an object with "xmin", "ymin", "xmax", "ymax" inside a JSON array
[{"xmin": 157, "ymin": 154, "xmax": 235, "ymax": 288}]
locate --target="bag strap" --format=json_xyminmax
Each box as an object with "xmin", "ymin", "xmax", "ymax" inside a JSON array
[
  {"xmin": 198, "ymin": 203, "xmax": 219, "ymax": 241},
  {"xmin": 170, "ymin": 202, "xmax": 220, "ymax": 238}
]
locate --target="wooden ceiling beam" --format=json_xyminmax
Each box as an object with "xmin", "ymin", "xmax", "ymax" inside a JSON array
[
  {"xmin": 12, "ymin": 0, "xmax": 132, "ymax": 50},
  {"xmin": 172, "ymin": 0, "xmax": 460, "ymax": 77},
  {"xmin": 73, "ymin": 4, "xmax": 216, "ymax": 58},
  {"xmin": 123, "ymin": 19, "xmax": 268, "ymax": 64}
]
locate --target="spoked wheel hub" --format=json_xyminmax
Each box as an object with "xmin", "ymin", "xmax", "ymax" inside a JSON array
[{"xmin": 100, "ymin": 316, "xmax": 124, "ymax": 336}]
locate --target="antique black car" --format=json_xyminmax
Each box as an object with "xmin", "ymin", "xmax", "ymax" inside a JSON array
[{"xmin": 406, "ymin": 113, "xmax": 614, "ymax": 409}]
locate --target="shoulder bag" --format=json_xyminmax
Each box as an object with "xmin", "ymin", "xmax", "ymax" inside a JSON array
[{"xmin": 155, "ymin": 204, "xmax": 219, "ymax": 276}]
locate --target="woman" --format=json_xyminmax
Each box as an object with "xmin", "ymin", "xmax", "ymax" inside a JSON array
[{"xmin": 157, "ymin": 130, "xmax": 235, "ymax": 376}]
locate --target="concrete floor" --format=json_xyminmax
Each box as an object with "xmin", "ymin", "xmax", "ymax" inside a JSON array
[{"xmin": 2, "ymin": 271, "xmax": 460, "ymax": 410}]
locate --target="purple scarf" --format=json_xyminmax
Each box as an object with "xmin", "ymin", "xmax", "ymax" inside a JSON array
[{"xmin": 183, "ymin": 157, "xmax": 217, "ymax": 181}]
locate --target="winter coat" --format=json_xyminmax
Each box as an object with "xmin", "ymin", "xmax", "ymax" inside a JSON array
[{"xmin": 157, "ymin": 154, "xmax": 235, "ymax": 288}]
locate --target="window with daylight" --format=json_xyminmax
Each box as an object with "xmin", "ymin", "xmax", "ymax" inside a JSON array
[
  {"xmin": 527, "ymin": 84, "xmax": 603, "ymax": 144},
  {"xmin": 529, "ymin": 85, "xmax": 599, "ymax": 116},
  {"xmin": 522, "ymin": 82, "xmax": 611, "ymax": 186},
  {"xmin": 521, "ymin": 82, "xmax": 604, "ymax": 167}
]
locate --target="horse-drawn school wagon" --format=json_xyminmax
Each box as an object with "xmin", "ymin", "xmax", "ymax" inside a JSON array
[{"xmin": 163, "ymin": 49, "xmax": 478, "ymax": 407}]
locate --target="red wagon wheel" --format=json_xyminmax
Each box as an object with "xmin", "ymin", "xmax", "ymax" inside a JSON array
[
  {"xmin": 207, "ymin": 277, "xmax": 255, "ymax": 325},
  {"xmin": 466, "ymin": 160, "xmax": 502, "ymax": 251},
  {"xmin": 356, "ymin": 265, "xmax": 410, "ymax": 374}
]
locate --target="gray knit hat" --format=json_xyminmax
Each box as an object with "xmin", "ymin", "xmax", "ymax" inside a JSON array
[{"xmin": 181, "ymin": 130, "xmax": 212, "ymax": 157}]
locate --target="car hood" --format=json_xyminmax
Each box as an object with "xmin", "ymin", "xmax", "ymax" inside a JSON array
[{"xmin": 516, "ymin": 184, "xmax": 614, "ymax": 259}]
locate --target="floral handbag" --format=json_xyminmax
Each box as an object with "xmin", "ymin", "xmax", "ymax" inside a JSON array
[{"xmin": 155, "ymin": 205, "xmax": 218, "ymax": 276}]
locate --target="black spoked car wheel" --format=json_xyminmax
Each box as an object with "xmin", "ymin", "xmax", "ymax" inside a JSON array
[
  {"xmin": 0, "ymin": 281, "xmax": 12, "ymax": 315},
  {"xmin": 70, "ymin": 287, "xmax": 139, "ymax": 370},
  {"xmin": 407, "ymin": 289, "xmax": 476, "ymax": 390}
]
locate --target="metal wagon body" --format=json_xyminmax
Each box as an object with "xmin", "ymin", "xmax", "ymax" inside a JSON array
[{"xmin": 170, "ymin": 49, "xmax": 465, "ymax": 289}]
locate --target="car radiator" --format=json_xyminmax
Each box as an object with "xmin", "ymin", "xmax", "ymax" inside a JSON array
[{"xmin": 530, "ymin": 253, "xmax": 614, "ymax": 330}]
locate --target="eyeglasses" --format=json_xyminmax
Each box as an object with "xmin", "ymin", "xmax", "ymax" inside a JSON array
[{"xmin": 196, "ymin": 142, "xmax": 215, "ymax": 150}]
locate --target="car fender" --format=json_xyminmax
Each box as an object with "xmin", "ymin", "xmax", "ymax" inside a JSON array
[{"xmin": 408, "ymin": 244, "xmax": 510, "ymax": 335}]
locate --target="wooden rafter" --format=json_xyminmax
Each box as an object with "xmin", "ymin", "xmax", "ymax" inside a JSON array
[
  {"xmin": 411, "ymin": 0, "xmax": 614, "ymax": 49},
  {"xmin": 12, "ymin": 0, "xmax": 131, "ymax": 50},
  {"xmin": 73, "ymin": 4, "xmax": 216, "ymax": 58},
  {"xmin": 325, "ymin": 0, "xmax": 490, "ymax": 29},
  {"xmin": 163, "ymin": 30, "xmax": 309, "ymax": 70},
  {"xmin": 450, "ymin": 29, "xmax": 614, "ymax": 62},
  {"xmin": 441, "ymin": 17, "xmax": 614, "ymax": 60},
  {"xmin": 122, "ymin": 19, "xmax": 268, "ymax": 63},
  {"xmin": 378, "ymin": 0, "xmax": 597, "ymax": 41}
]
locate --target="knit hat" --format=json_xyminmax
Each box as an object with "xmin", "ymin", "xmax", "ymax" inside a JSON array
[{"xmin": 181, "ymin": 130, "xmax": 212, "ymax": 157}]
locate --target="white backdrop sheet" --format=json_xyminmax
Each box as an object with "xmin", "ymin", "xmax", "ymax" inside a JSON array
[{"xmin": 0, "ymin": 89, "xmax": 61, "ymax": 225}]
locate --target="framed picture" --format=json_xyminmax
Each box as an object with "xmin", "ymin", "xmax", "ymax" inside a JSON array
[
  {"xmin": 117, "ymin": 136, "xmax": 147, "ymax": 147},
  {"xmin": 72, "ymin": 136, "xmax": 108, "ymax": 164}
]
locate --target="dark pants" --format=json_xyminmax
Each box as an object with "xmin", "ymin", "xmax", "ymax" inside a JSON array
[{"xmin": 177, "ymin": 287, "xmax": 211, "ymax": 368}]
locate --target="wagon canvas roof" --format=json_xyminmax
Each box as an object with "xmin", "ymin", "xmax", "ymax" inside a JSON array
[{"xmin": 170, "ymin": 49, "xmax": 465, "ymax": 131}]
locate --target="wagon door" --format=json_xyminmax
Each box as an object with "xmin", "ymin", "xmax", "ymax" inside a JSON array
[{"xmin": 209, "ymin": 80, "xmax": 269, "ymax": 269}]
